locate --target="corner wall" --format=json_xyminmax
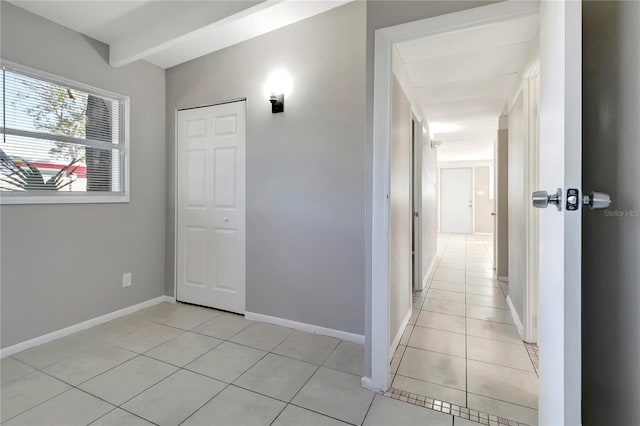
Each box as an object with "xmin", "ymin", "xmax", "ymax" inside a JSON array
[
  {"xmin": 165, "ymin": 2, "xmax": 367, "ymax": 335},
  {"xmin": 0, "ymin": 3, "xmax": 166, "ymax": 348}
]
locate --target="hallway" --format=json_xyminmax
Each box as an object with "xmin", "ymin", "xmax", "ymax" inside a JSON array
[{"xmin": 389, "ymin": 234, "xmax": 538, "ymax": 425}]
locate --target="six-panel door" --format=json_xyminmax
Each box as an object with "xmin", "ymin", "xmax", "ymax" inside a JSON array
[{"xmin": 177, "ymin": 101, "xmax": 246, "ymax": 313}]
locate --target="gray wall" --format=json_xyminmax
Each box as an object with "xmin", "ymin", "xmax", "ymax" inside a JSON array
[
  {"xmin": 389, "ymin": 77, "xmax": 412, "ymax": 344},
  {"xmin": 165, "ymin": 2, "xmax": 367, "ymax": 335},
  {"xmin": 496, "ymin": 128, "xmax": 509, "ymax": 278},
  {"xmin": 0, "ymin": 3, "xmax": 166, "ymax": 347},
  {"xmin": 582, "ymin": 1, "xmax": 640, "ymax": 424},
  {"xmin": 474, "ymin": 166, "xmax": 494, "ymax": 234},
  {"xmin": 508, "ymin": 92, "xmax": 526, "ymax": 325},
  {"xmin": 422, "ymin": 127, "xmax": 437, "ymax": 285}
]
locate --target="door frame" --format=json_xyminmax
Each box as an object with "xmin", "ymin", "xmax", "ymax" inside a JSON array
[
  {"xmin": 411, "ymin": 115, "xmax": 423, "ymax": 291},
  {"xmin": 367, "ymin": 0, "xmax": 540, "ymax": 394},
  {"xmin": 173, "ymin": 98, "xmax": 247, "ymax": 305}
]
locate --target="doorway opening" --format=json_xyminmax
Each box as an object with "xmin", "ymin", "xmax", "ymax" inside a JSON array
[{"xmin": 367, "ymin": 2, "xmax": 565, "ymax": 425}]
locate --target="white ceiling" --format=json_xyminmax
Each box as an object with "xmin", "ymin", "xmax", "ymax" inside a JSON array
[
  {"xmin": 9, "ymin": 0, "xmax": 351, "ymax": 69},
  {"xmin": 396, "ymin": 13, "xmax": 539, "ymax": 162}
]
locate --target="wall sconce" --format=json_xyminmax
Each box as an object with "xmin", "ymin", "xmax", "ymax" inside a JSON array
[
  {"xmin": 264, "ymin": 69, "xmax": 292, "ymax": 114},
  {"xmin": 269, "ymin": 94, "xmax": 284, "ymax": 113}
]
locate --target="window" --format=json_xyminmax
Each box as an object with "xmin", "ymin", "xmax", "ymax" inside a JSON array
[{"xmin": 0, "ymin": 62, "xmax": 129, "ymax": 204}]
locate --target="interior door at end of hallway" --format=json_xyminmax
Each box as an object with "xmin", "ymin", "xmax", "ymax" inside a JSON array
[
  {"xmin": 440, "ymin": 168, "xmax": 473, "ymax": 234},
  {"xmin": 176, "ymin": 101, "xmax": 246, "ymax": 314}
]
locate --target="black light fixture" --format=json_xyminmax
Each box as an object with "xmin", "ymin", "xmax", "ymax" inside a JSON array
[
  {"xmin": 269, "ymin": 93, "xmax": 284, "ymax": 113},
  {"xmin": 264, "ymin": 69, "xmax": 291, "ymax": 114}
]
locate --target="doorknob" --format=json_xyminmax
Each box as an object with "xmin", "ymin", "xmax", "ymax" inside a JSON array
[
  {"xmin": 491, "ymin": 212, "xmax": 497, "ymax": 216},
  {"xmin": 532, "ymin": 188, "xmax": 562, "ymax": 211},
  {"xmin": 583, "ymin": 191, "xmax": 612, "ymax": 210}
]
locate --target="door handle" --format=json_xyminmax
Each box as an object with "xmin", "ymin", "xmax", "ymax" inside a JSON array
[
  {"xmin": 532, "ymin": 188, "xmax": 562, "ymax": 211},
  {"xmin": 491, "ymin": 212, "xmax": 497, "ymax": 216},
  {"xmin": 583, "ymin": 191, "xmax": 612, "ymax": 210}
]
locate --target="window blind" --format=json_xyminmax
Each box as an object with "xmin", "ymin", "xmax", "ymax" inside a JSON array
[{"xmin": 0, "ymin": 64, "xmax": 127, "ymax": 199}]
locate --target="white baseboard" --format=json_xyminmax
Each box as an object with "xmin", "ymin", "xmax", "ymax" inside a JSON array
[
  {"xmin": 244, "ymin": 311, "xmax": 364, "ymax": 344},
  {"xmin": 1, "ymin": 295, "xmax": 172, "ymax": 358},
  {"xmin": 498, "ymin": 276, "xmax": 509, "ymax": 282},
  {"xmin": 506, "ymin": 295, "xmax": 524, "ymax": 338},
  {"xmin": 389, "ymin": 307, "xmax": 412, "ymax": 359},
  {"xmin": 420, "ymin": 256, "xmax": 438, "ymax": 291}
]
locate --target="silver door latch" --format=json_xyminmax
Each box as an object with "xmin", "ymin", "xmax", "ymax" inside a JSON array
[
  {"xmin": 583, "ymin": 191, "xmax": 612, "ymax": 210},
  {"xmin": 532, "ymin": 188, "xmax": 562, "ymax": 211}
]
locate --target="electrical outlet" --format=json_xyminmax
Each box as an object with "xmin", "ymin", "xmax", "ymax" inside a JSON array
[{"xmin": 122, "ymin": 272, "xmax": 132, "ymax": 288}]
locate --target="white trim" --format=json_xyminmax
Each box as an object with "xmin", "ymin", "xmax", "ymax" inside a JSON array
[
  {"xmin": 0, "ymin": 295, "xmax": 172, "ymax": 358},
  {"xmin": 389, "ymin": 308, "xmax": 412, "ymax": 359},
  {"xmin": 506, "ymin": 295, "xmax": 524, "ymax": 338},
  {"xmin": 370, "ymin": 0, "xmax": 540, "ymax": 393},
  {"xmin": 244, "ymin": 312, "xmax": 364, "ymax": 345},
  {"xmin": 498, "ymin": 276, "xmax": 509, "ymax": 282},
  {"xmin": 421, "ymin": 255, "xmax": 438, "ymax": 291}
]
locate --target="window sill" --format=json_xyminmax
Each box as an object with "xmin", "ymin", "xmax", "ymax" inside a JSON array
[{"xmin": 0, "ymin": 193, "xmax": 130, "ymax": 205}]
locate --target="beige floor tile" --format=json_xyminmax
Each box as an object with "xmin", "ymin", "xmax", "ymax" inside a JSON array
[
  {"xmin": 468, "ymin": 393, "xmax": 538, "ymax": 425},
  {"xmin": 423, "ymin": 298, "xmax": 466, "ymax": 317},
  {"xmin": 466, "ymin": 294, "xmax": 508, "ymax": 309},
  {"xmin": 437, "ymin": 261, "xmax": 466, "ymax": 270},
  {"xmin": 273, "ymin": 331, "xmax": 340, "ymax": 365},
  {"xmin": 79, "ymin": 356, "xmax": 178, "ymax": 406},
  {"xmin": 433, "ymin": 268, "xmax": 466, "ymax": 283},
  {"xmin": 133, "ymin": 303, "xmax": 187, "ymax": 323},
  {"xmin": 416, "ymin": 311, "xmax": 465, "ymax": 334},
  {"xmin": 153, "ymin": 305, "xmax": 221, "ymax": 330},
  {"xmin": 83, "ymin": 316, "xmax": 151, "ymax": 342},
  {"xmin": 397, "ymin": 347, "xmax": 466, "ymax": 391},
  {"xmin": 466, "ymin": 318, "xmax": 522, "ymax": 344},
  {"xmin": 191, "ymin": 314, "xmax": 253, "ymax": 339},
  {"xmin": 467, "ymin": 360, "xmax": 538, "ymax": 409},
  {"xmin": 428, "ymin": 289, "xmax": 466, "ymax": 303},
  {"xmin": 408, "ymin": 326, "xmax": 465, "ymax": 357},
  {"xmin": 430, "ymin": 280, "xmax": 465, "ymax": 293},
  {"xmin": 408, "ymin": 309, "xmax": 420, "ymax": 325},
  {"xmin": 453, "ymin": 418, "xmax": 480, "ymax": 426},
  {"xmin": 466, "ymin": 305, "xmax": 514, "ymax": 324},
  {"xmin": 465, "ymin": 284, "xmax": 504, "ymax": 297},
  {"xmin": 90, "ymin": 409, "xmax": 155, "ymax": 426},
  {"xmin": 466, "ymin": 269, "xmax": 494, "ymax": 279},
  {"xmin": 467, "ymin": 336, "xmax": 534, "ymax": 372},
  {"xmin": 272, "ymin": 404, "xmax": 348, "ymax": 426},
  {"xmin": 229, "ymin": 322, "xmax": 294, "ymax": 351},
  {"xmin": 123, "ymin": 369, "xmax": 226, "ymax": 426},
  {"xmin": 466, "ymin": 277, "xmax": 500, "ymax": 287},
  {"xmin": 363, "ymin": 394, "xmax": 453, "ymax": 426},
  {"xmin": 12, "ymin": 332, "xmax": 97, "ymax": 369},
  {"xmin": 234, "ymin": 353, "xmax": 317, "ymax": 402},
  {"xmin": 183, "ymin": 385, "xmax": 285, "ymax": 426},
  {"xmin": 292, "ymin": 367, "xmax": 375, "ymax": 425},
  {"xmin": 44, "ymin": 345, "xmax": 137, "ymax": 385},
  {"xmin": 322, "ymin": 341, "xmax": 364, "ymax": 376},
  {"xmin": 465, "ymin": 261, "xmax": 494, "ymax": 271},
  {"xmin": 392, "ymin": 374, "xmax": 466, "ymax": 406},
  {"xmin": 113, "ymin": 323, "xmax": 183, "ymax": 353},
  {"xmin": 1, "ymin": 357, "xmax": 36, "ymax": 385},
  {"xmin": 400, "ymin": 325, "xmax": 414, "ymax": 345},
  {"xmin": 4, "ymin": 389, "xmax": 113, "ymax": 426},
  {"xmin": 1, "ymin": 372, "xmax": 71, "ymax": 421},
  {"xmin": 185, "ymin": 341, "xmax": 266, "ymax": 383},
  {"xmin": 144, "ymin": 332, "xmax": 222, "ymax": 366}
]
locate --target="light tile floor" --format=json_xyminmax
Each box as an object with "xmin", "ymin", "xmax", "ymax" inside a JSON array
[
  {"xmin": 2, "ymin": 301, "xmax": 460, "ymax": 426},
  {"xmin": 391, "ymin": 234, "xmax": 539, "ymax": 426}
]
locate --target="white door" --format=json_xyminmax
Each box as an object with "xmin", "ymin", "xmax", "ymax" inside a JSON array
[
  {"xmin": 176, "ymin": 101, "xmax": 246, "ymax": 313},
  {"xmin": 440, "ymin": 168, "xmax": 473, "ymax": 234},
  {"xmin": 537, "ymin": 1, "xmax": 582, "ymax": 424}
]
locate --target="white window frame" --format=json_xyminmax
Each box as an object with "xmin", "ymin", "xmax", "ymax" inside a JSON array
[{"xmin": 0, "ymin": 60, "xmax": 130, "ymax": 205}]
